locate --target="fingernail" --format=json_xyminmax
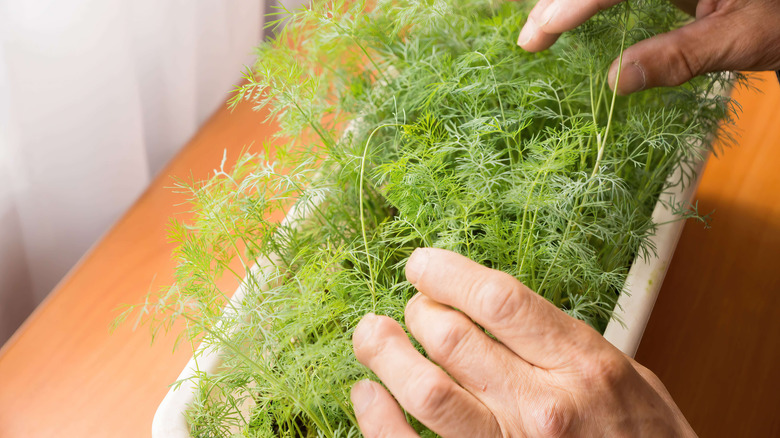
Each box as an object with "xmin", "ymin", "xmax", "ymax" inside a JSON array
[
  {"xmin": 351, "ymin": 380, "xmax": 376, "ymax": 416},
  {"xmin": 352, "ymin": 313, "xmax": 378, "ymax": 351},
  {"xmin": 610, "ymin": 60, "xmax": 646, "ymax": 95},
  {"xmin": 540, "ymin": 1, "xmax": 559, "ymax": 27},
  {"xmin": 407, "ymin": 292, "xmax": 423, "ymax": 307},
  {"xmin": 406, "ymin": 248, "xmax": 430, "ymax": 285},
  {"xmin": 517, "ymin": 18, "xmax": 536, "ymax": 46}
]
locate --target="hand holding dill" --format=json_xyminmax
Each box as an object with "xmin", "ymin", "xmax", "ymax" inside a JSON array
[
  {"xmin": 518, "ymin": 0, "xmax": 780, "ymax": 94},
  {"xmin": 352, "ymin": 248, "xmax": 696, "ymax": 437}
]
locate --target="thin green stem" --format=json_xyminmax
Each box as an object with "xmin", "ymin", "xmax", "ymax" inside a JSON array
[
  {"xmin": 358, "ymin": 123, "xmax": 399, "ymax": 308},
  {"xmin": 592, "ymin": 2, "xmax": 631, "ymax": 178}
]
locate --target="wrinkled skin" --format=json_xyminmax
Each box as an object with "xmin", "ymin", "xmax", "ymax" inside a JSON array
[
  {"xmin": 351, "ymin": 248, "xmax": 696, "ymax": 437},
  {"xmin": 517, "ymin": 0, "xmax": 780, "ymax": 94}
]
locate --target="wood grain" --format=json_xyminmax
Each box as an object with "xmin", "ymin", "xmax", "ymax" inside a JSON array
[
  {"xmin": 0, "ymin": 72, "xmax": 778, "ymax": 437},
  {"xmin": 635, "ymin": 72, "xmax": 780, "ymax": 437}
]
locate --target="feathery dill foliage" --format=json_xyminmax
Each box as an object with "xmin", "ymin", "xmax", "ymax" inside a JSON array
[{"xmin": 134, "ymin": 0, "xmax": 737, "ymax": 435}]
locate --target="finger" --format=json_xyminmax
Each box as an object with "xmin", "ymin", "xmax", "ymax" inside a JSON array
[
  {"xmin": 516, "ymin": 17, "xmax": 562, "ymax": 52},
  {"xmin": 533, "ymin": 0, "xmax": 623, "ymax": 35},
  {"xmin": 405, "ymin": 248, "xmax": 604, "ymax": 370},
  {"xmin": 627, "ymin": 360, "xmax": 673, "ymax": 406},
  {"xmin": 608, "ymin": 9, "xmax": 780, "ymax": 94},
  {"xmin": 627, "ymin": 360, "xmax": 695, "ymax": 433},
  {"xmin": 516, "ymin": 0, "xmax": 699, "ymax": 53},
  {"xmin": 607, "ymin": 17, "xmax": 721, "ymax": 94},
  {"xmin": 404, "ymin": 293, "xmax": 534, "ymax": 405},
  {"xmin": 517, "ymin": 0, "xmax": 562, "ymax": 52},
  {"xmin": 353, "ymin": 313, "xmax": 502, "ymax": 437},
  {"xmin": 351, "ymin": 380, "xmax": 420, "ymax": 438}
]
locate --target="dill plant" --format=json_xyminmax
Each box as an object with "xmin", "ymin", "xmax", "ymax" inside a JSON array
[{"xmin": 128, "ymin": 0, "xmax": 738, "ymax": 436}]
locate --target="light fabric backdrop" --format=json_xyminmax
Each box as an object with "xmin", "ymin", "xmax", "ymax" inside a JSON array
[{"xmin": 0, "ymin": 0, "xmax": 291, "ymax": 343}]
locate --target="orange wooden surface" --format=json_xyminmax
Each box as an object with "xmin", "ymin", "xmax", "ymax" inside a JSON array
[
  {"xmin": 0, "ymin": 72, "xmax": 778, "ymax": 437},
  {"xmin": 0, "ymin": 100, "xmax": 277, "ymax": 437},
  {"xmin": 635, "ymin": 72, "xmax": 780, "ymax": 437}
]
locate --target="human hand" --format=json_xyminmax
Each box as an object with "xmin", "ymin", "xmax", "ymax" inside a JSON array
[
  {"xmin": 516, "ymin": 0, "xmax": 780, "ymax": 94},
  {"xmin": 351, "ymin": 248, "xmax": 696, "ymax": 437}
]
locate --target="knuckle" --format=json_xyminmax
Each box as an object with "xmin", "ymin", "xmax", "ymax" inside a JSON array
[
  {"xmin": 632, "ymin": 361, "xmax": 664, "ymax": 388},
  {"xmin": 475, "ymin": 273, "xmax": 528, "ymax": 325},
  {"xmin": 424, "ymin": 313, "xmax": 472, "ymax": 364},
  {"xmin": 529, "ymin": 394, "xmax": 575, "ymax": 438},
  {"xmin": 353, "ymin": 316, "xmax": 401, "ymax": 363},
  {"xmin": 581, "ymin": 352, "xmax": 631, "ymax": 388},
  {"xmin": 405, "ymin": 368, "xmax": 453, "ymax": 417},
  {"xmin": 669, "ymin": 45, "xmax": 703, "ymax": 85}
]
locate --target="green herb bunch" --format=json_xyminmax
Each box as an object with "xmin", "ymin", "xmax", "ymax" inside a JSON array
[{"xmin": 127, "ymin": 0, "xmax": 737, "ymax": 436}]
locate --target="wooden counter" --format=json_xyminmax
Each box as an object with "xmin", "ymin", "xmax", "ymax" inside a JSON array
[
  {"xmin": 1, "ymin": 72, "xmax": 778, "ymax": 437},
  {"xmin": 0, "ymin": 101, "xmax": 276, "ymax": 436},
  {"xmin": 635, "ymin": 73, "xmax": 780, "ymax": 437}
]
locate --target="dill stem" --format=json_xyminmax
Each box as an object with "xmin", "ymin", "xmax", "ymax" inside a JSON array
[
  {"xmin": 589, "ymin": 74, "xmax": 598, "ymax": 123},
  {"xmin": 516, "ymin": 151, "xmax": 555, "ymax": 272},
  {"xmin": 475, "ymin": 51, "xmax": 505, "ymax": 122},
  {"xmin": 352, "ymin": 36, "xmax": 391, "ymax": 85},
  {"xmin": 550, "ymin": 85, "xmax": 565, "ymax": 125},
  {"xmin": 521, "ymin": 207, "xmax": 541, "ymax": 271},
  {"xmin": 334, "ymin": 390, "xmax": 359, "ymax": 427},
  {"xmin": 284, "ymin": 175, "xmax": 352, "ymax": 242},
  {"xmin": 541, "ymin": 2, "xmax": 632, "ymax": 300},
  {"xmin": 317, "ymin": 401, "xmax": 335, "ymax": 436},
  {"xmin": 359, "ymin": 125, "xmax": 394, "ymax": 308},
  {"xmin": 291, "ymin": 100, "xmax": 337, "ymax": 150},
  {"xmin": 312, "ymin": 203, "xmax": 350, "ymax": 242},
  {"xmin": 537, "ymin": 215, "xmax": 573, "ymax": 303},
  {"xmin": 330, "ymin": 14, "xmax": 391, "ymax": 86},
  {"xmin": 592, "ymin": 1, "xmax": 630, "ymax": 178},
  {"xmin": 213, "ymin": 214, "xmax": 250, "ymax": 275},
  {"xmin": 587, "ymin": 73, "xmax": 599, "ymax": 169},
  {"xmin": 552, "ymin": 76, "xmax": 578, "ymax": 120},
  {"xmin": 210, "ymin": 216, "xmax": 252, "ymax": 315}
]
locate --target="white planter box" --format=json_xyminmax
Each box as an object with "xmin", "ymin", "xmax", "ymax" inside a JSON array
[{"xmin": 151, "ymin": 156, "xmax": 708, "ymax": 437}]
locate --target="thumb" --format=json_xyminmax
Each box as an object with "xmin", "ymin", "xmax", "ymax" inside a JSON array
[{"xmin": 607, "ymin": 16, "xmax": 732, "ymax": 95}]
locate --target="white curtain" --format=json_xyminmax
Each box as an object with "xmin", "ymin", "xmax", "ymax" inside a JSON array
[{"xmin": 0, "ymin": 0, "xmax": 269, "ymax": 343}]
